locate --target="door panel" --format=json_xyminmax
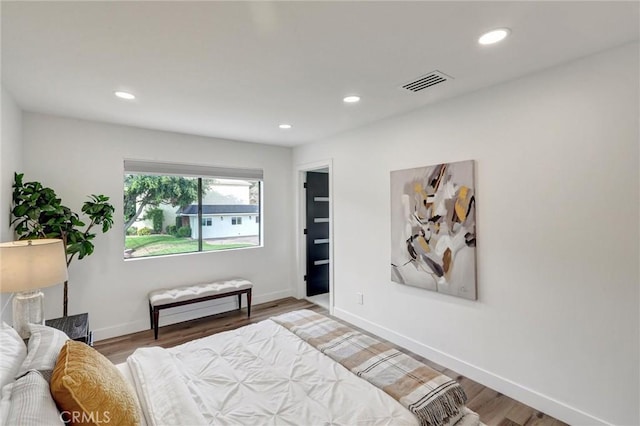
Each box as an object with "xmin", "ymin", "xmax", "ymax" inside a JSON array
[{"xmin": 306, "ymin": 172, "xmax": 330, "ymax": 297}]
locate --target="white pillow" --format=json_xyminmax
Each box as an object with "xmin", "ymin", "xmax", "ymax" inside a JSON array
[
  {"xmin": 0, "ymin": 381, "xmax": 14, "ymax": 426},
  {"xmin": 18, "ymin": 324, "xmax": 69, "ymax": 380},
  {"xmin": 6, "ymin": 370, "xmax": 64, "ymax": 426},
  {"xmin": 0, "ymin": 322, "xmax": 27, "ymax": 390}
]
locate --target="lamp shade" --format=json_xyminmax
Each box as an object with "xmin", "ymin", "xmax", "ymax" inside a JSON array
[{"xmin": 0, "ymin": 239, "xmax": 68, "ymax": 293}]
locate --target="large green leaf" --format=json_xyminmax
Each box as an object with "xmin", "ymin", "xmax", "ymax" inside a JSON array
[{"xmin": 10, "ymin": 173, "xmax": 114, "ymax": 267}]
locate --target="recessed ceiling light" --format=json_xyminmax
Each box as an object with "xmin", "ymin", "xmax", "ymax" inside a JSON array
[
  {"xmin": 114, "ymin": 91, "xmax": 136, "ymax": 100},
  {"xmin": 279, "ymin": 124, "xmax": 292, "ymax": 129},
  {"xmin": 478, "ymin": 28, "xmax": 510, "ymax": 45},
  {"xmin": 343, "ymin": 95, "xmax": 361, "ymax": 103}
]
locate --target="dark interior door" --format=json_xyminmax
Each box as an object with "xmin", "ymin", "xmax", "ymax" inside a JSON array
[{"xmin": 306, "ymin": 172, "xmax": 329, "ymax": 297}]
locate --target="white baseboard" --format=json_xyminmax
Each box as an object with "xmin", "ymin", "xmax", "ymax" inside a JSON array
[
  {"xmin": 333, "ymin": 307, "xmax": 610, "ymax": 426},
  {"xmin": 94, "ymin": 319, "xmax": 152, "ymax": 341},
  {"xmin": 251, "ymin": 289, "xmax": 295, "ymax": 305},
  {"xmin": 93, "ymin": 288, "xmax": 295, "ymax": 341}
]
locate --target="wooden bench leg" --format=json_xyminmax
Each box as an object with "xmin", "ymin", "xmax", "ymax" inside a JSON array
[
  {"xmin": 153, "ymin": 308, "xmax": 160, "ymax": 340},
  {"xmin": 247, "ymin": 289, "xmax": 252, "ymax": 317},
  {"xmin": 149, "ymin": 302, "xmax": 154, "ymax": 330},
  {"xmin": 237, "ymin": 293, "xmax": 241, "ymax": 311}
]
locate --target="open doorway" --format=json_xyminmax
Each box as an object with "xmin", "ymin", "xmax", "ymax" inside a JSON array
[{"xmin": 296, "ymin": 161, "xmax": 333, "ymax": 313}]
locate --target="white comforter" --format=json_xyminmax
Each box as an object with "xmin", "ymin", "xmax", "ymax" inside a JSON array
[{"xmin": 127, "ymin": 319, "xmax": 480, "ymax": 426}]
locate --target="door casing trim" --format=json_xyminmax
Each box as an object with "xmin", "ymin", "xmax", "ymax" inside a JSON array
[{"xmin": 294, "ymin": 159, "xmax": 334, "ymax": 314}]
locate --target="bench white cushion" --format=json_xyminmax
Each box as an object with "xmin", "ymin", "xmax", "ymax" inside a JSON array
[{"xmin": 149, "ymin": 279, "xmax": 253, "ymax": 307}]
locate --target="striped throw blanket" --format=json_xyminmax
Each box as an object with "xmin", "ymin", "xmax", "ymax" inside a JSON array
[{"xmin": 271, "ymin": 310, "xmax": 467, "ymax": 426}]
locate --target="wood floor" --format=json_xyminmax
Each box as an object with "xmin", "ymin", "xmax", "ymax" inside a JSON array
[{"xmin": 94, "ymin": 297, "xmax": 567, "ymax": 426}]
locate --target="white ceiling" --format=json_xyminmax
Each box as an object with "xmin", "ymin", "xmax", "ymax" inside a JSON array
[{"xmin": 2, "ymin": 1, "xmax": 638, "ymax": 147}]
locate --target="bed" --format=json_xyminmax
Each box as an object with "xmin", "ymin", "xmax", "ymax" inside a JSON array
[{"xmin": 1, "ymin": 310, "xmax": 482, "ymax": 426}]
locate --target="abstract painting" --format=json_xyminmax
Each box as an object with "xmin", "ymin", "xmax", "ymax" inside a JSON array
[{"xmin": 390, "ymin": 160, "xmax": 477, "ymax": 300}]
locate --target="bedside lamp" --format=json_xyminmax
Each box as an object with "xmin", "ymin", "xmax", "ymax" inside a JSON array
[{"xmin": 0, "ymin": 239, "xmax": 68, "ymax": 339}]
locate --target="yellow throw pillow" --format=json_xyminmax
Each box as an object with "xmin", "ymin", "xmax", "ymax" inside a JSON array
[{"xmin": 50, "ymin": 340, "xmax": 140, "ymax": 426}]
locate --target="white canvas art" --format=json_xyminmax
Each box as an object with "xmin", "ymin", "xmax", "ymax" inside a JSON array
[{"xmin": 390, "ymin": 160, "xmax": 477, "ymax": 300}]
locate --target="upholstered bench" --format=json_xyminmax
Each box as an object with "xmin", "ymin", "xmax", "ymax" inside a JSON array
[{"xmin": 148, "ymin": 279, "xmax": 253, "ymax": 339}]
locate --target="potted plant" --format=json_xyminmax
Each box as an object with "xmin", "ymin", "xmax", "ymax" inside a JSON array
[{"xmin": 10, "ymin": 172, "xmax": 114, "ymax": 316}]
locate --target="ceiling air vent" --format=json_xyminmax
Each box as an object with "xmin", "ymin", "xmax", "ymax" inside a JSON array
[{"xmin": 401, "ymin": 71, "xmax": 452, "ymax": 93}]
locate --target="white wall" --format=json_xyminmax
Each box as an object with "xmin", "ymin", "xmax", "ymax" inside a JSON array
[
  {"xmin": 0, "ymin": 87, "xmax": 22, "ymax": 242},
  {"xmin": 196, "ymin": 214, "xmax": 259, "ymax": 239},
  {"xmin": 22, "ymin": 114, "xmax": 294, "ymax": 339},
  {"xmin": 293, "ymin": 43, "xmax": 639, "ymax": 425},
  {"xmin": 0, "ymin": 86, "xmax": 23, "ymax": 323}
]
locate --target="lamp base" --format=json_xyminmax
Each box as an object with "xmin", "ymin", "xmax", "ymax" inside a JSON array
[{"xmin": 13, "ymin": 290, "xmax": 45, "ymax": 339}]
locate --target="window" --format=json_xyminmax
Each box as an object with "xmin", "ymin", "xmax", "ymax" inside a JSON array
[
  {"xmin": 124, "ymin": 160, "xmax": 262, "ymax": 259},
  {"xmin": 256, "ymin": 216, "xmax": 260, "ymax": 224}
]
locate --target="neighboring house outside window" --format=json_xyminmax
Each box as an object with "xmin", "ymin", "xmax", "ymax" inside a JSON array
[{"xmin": 179, "ymin": 206, "xmax": 257, "ymax": 239}]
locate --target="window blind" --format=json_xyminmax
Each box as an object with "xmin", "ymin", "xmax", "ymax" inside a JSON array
[{"xmin": 124, "ymin": 159, "xmax": 263, "ymax": 180}]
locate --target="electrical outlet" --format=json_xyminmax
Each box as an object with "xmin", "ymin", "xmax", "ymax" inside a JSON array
[{"xmin": 356, "ymin": 292, "xmax": 364, "ymax": 305}]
